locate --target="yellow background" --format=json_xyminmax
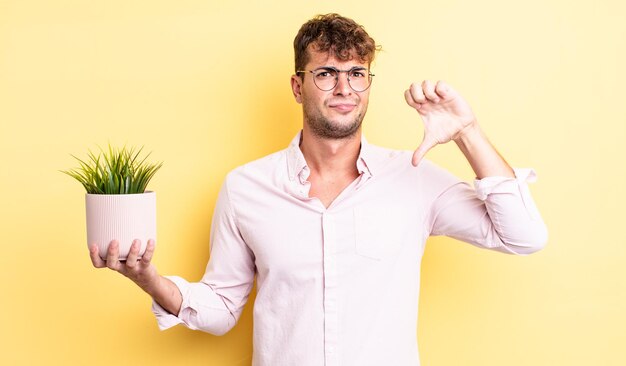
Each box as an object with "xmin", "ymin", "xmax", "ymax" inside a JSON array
[{"xmin": 1, "ymin": 1, "xmax": 624, "ymax": 365}]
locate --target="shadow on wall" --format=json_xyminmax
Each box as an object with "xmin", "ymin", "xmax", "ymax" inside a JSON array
[
  {"xmin": 238, "ymin": 67, "xmax": 303, "ymax": 160},
  {"xmin": 154, "ymin": 67, "xmax": 300, "ymax": 360}
]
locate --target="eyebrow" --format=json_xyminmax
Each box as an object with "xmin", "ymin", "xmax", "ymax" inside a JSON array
[{"xmin": 314, "ymin": 66, "xmax": 368, "ymax": 71}]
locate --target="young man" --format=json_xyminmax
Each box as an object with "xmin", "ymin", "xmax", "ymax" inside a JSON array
[{"xmin": 91, "ymin": 13, "xmax": 547, "ymax": 366}]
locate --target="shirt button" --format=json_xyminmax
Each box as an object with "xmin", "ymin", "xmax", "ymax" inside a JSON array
[{"xmin": 328, "ymin": 346, "xmax": 335, "ymax": 353}]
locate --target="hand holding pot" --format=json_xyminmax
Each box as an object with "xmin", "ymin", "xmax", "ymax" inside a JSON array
[
  {"xmin": 89, "ymin": 239, "xmax": 183, "ymax": 316},
  {"xmin": 89, "ymin": 239, "xmax": 159, "ymax": 291}
]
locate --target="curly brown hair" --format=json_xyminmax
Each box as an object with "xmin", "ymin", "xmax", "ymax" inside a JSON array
[{"xmin": 294, "ymin": 13, "xmax": 380, "ymax": 73}]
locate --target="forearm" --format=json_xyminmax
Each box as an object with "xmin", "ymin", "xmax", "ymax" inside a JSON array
[
  {"xmin": 141, "ymin": 275, "xmax": 183, "ymax": 316},
  {"xmin": 454, "ymin": 122, "xmax": 515, "ymax": 179}
]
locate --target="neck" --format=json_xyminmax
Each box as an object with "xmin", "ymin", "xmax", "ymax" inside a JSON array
[{"xmin": 299, "ymin": 125, "xmax": 361, "ymax": 179}]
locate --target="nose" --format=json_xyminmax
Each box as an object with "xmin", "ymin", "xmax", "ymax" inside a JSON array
[{"xmin": 333, "ymin": 72, "xmax": 352, "ymax": 96}]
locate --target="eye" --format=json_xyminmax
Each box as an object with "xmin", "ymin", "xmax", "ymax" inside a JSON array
[
  {"xmin": 350, "ymin": 69, "xmax": 367, "ymax": 78},
  {"xmin": 316, "ymin": 69, "xmax": 336, "ymax": 79}
]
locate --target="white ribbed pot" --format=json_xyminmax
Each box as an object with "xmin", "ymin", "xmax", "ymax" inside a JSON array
[{"xmin": 86, "ymin": 191, "xmax": 156, "ymax": 260}]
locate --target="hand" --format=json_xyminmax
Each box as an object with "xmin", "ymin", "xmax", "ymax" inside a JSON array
[
  {"xmin": 404, "ymin": 80, "xmax": 478, "ymax": 166},
  {"xmin": 89, "ymin": 239, "xmax": 159, "ymax": 292}
]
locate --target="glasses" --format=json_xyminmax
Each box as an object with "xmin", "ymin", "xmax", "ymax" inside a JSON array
[{"xmin": 296, "ymin": 66, "xmax": 375, "ymax": 92}]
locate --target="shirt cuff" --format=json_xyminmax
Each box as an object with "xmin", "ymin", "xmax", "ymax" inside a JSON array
[
  {"xmin": 151, "ymin": 275, "xmax": 189, "ymax": 331},
  {"xmin": 473, "ymin": 168, "xmax": 537, "ymax": 201}
]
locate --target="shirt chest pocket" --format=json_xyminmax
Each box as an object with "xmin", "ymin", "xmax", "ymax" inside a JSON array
[{"xmin": 353, "ymin": 205, "xmax": 408, "ymax": 261}]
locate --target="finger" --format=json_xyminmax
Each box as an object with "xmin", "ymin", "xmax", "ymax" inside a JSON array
[
  {"xmin": 141, "ymin": 239, "xmax": 156, "ymax": 265},
  {"xmin": 411, "ymin": 145, "xmax": 428, "ymax": 167},
  {"xmin": 404, "ymin": 89, "xmax": 421, "ymax": 110},
  {"xmin": 410, "ymin": 82, "xmax": 427, "ymax": 104},
  {"xmin": 434, "ymin": 80, "xmax": 450, "ymax": 99},
  {"xmin": 89, "ymin": 244, "xmax": 106, "ymax": 268},
  {"xmin": 125, "ymin": 239, "xmax": 141, "ymax": 269},
  {"xmin": 412, "ymin": 135, "xmax": 437, "ymax": 167},
  {"xmin": 106, "ymin": 240, "xmax": 121, "ymax": 271},
  {"xmin": 422, "ymin": 80, "xmax": 440, "ymax": 103}
]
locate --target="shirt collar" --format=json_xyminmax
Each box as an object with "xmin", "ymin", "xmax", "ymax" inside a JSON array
[{"xmin": 286, "ymin": 130, "xmax": 382, "ymax": 182}]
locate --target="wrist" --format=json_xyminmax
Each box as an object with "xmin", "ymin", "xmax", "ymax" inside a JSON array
[
  {"xmin": 453, "ymin": 120, "xmax": 481, "ymax": 146},
  {"xmin": 135, "ymin": 268, "xmax": 161, "ymax": 295}
]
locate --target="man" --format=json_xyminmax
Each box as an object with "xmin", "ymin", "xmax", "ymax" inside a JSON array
[{"xmin": 90, "ymin": 13, "xmax": 547, "ymax": 366}]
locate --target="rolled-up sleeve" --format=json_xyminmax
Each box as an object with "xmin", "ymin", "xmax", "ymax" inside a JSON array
[
  {"xmin": 151, "ymin": 175, "xmax": 256, "ymax": 334},
  {"xmin": 429, "ymin": 167, "xmax": 548, "ymax": 255}
]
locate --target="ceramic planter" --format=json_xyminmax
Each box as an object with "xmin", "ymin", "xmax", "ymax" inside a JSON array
[{"xmin": 85, "ymin": 191, "xmax": 156, "ymax": 260}]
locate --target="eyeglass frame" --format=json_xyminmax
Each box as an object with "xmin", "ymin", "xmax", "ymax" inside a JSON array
[{"xmin": 295, "ymin": 66, "xmax": 375, "ymax": 92}]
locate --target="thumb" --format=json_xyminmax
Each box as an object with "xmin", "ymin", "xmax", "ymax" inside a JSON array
[{"xmin": 412, "ymin": 135, "xmax": 437, "ymax": 167}]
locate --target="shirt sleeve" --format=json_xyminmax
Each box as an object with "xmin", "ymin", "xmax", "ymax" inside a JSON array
[
  {"xmin": 151, "ymin": 175, "xmax": 256, "ymax": 335},
  {"xmin": 428, "ymin": 167, "xmax": 548, "ymax": 255}
]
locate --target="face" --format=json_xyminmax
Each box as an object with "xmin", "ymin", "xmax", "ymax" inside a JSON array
[{"xmin": 291, "ymin": 48, "xmax": 372, "ymax": 140}]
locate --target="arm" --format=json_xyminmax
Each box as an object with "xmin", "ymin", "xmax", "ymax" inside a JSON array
[
  {"xmin": 89, "ymin": 176, "xmax": 256, "ymax": 335},
  {"xmin": 453, "ymin": 123, "xmax": 514, "ymax": 179},
  {"xmin": 406, "ymin": 80, "xmax": 547, "ymax": 253},
  {"xmin": 423, "ymin": 163, "xmax": 547, "ymax": 255},
  {"xmin": 151, "ymin": 176, "xmax": 256, "ymax": 334}
]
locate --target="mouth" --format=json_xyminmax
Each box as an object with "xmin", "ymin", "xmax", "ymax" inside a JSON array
[{"xmin": 328, "ymin": 103, "xmax": 357, "ymax": 112}]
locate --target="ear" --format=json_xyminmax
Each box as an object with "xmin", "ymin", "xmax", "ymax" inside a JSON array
[{"xmin": 290, "ymin": 74, "xmax": 303, "ymax": 104}]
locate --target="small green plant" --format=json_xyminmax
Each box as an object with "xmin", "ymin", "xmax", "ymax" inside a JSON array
[{"xmin": 62, "ymin": 145, "xmax": 163, "ymax": 194}]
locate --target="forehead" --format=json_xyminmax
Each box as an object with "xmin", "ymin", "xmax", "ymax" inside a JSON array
[{"xmin": 305, "ymin": 46, "xmax": 369, "ymax": 69}]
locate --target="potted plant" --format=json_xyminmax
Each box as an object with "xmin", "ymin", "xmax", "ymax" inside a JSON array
[{"xmin": 62, "ymin": 145, "xmax": 162, "ymax": 260}]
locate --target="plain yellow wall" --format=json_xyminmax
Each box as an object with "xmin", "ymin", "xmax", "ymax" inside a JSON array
[{"xmin": 1, "ymin": 0, "xmax": 624, "ymax": 365}]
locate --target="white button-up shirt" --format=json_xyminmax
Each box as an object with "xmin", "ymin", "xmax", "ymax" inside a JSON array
[{"xmin": 152, "ymin": 131, "xmax": 547, "ymax": 366}]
